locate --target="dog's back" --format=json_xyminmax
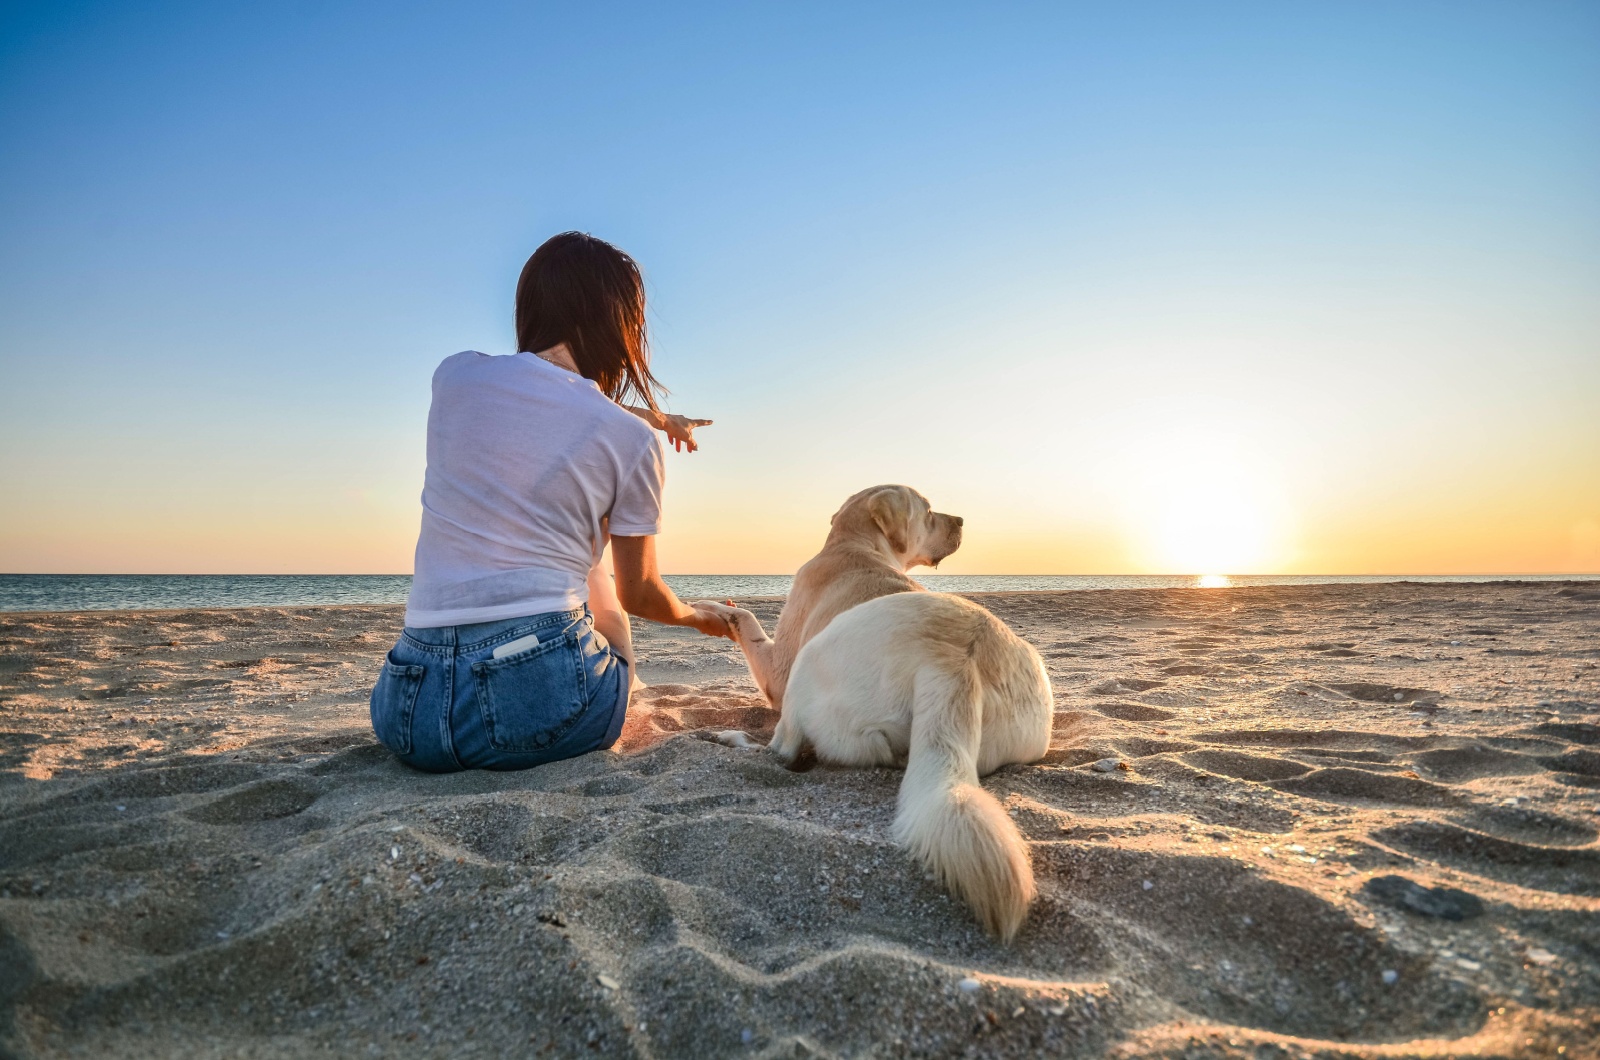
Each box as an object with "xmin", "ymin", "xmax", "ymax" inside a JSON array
[{"xmin": 764, "ymin": 541, "xmax": 922, "ymax": 706}]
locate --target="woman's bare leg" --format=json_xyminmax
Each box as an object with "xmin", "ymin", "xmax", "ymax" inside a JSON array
[{"xmin": 588, "ymin": 546, "xmax": 645, "ymax": 692}]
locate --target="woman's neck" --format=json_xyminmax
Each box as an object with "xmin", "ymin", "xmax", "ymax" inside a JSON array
[{"xmin": 531, "ymin": 343, "xmax": 579, "ymax": 374}]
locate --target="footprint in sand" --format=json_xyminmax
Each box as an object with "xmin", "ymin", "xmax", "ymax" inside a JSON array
[
  {"xmin": 1539, "ymin": 749, "xmax": 1600, "ymax": 781},
  {"xmin": 1182, "ymin": 749, "xmax": 1312, "ymax": 783},
  {"xmin": 410, "ymin": 799, "xmax": 544, "ymax": 863},
  {"xmin": 1093, "ymin": 701, "xmax": 1175, "ymax": 722},
  {"xmin": 185, "ymin": 776, "xmax": 323, "ymax": 824},
  {"xmin": 1458, "ymin": 804, "xmax": 1598, "ymax": 847},
  {"xmin": 1375, "ymin": 820, "xmax": 1600, "ymax": 897},
  {"xmin": 1271, "ymin": 767, "xmax": 1458, "ymax": 807},
  {"xmin": 1530, "ymin": 722, "xmax": 1600, "ymax": 745},
  {"xmin": 1410, "ymin": 745, "xmax": 1543, "ymax": 782},
  {"xmin": 1089, "ymin": 677, "xmax": 1165, "ymax": 695},
  {"xmin": 1112, "ymin": 736, "xmax": 1197, "ymax": 758}
]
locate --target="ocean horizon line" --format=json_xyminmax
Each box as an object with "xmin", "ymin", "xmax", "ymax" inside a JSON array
[{"xmin": 1, "ymin": 571, "xmax": 1596, "ymax": 614}]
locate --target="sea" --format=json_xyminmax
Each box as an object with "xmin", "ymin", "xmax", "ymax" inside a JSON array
[{"xmin": 0, "ymin": 573, "xmax": 1594, "ymax": 613}]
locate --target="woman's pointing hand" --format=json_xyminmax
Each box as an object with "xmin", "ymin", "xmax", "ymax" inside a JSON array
[{"xmin": 663, "ymin": 414, "xmax": 713, "ymax": 453}]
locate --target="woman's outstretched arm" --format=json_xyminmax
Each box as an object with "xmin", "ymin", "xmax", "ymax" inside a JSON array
[
  {"xmin": 610, "ymin": 535, "xmax": 731, "ymax": 638},
  {"xmin": 622, "ymin": 406, "xmax": 713, "ymax": 452}
]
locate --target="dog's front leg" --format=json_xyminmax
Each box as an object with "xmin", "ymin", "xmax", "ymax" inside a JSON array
[
  {"xmin": 693, "ymin": 601, "xmax": 783, "ymax": 708},
  {"xmin": 713, "ymin": 704, "xmax": 815, "ymax": 770}
]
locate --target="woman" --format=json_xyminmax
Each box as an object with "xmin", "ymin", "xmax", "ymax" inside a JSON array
[{"xmin": 370, "ymin": 232, "xmax": 730, "ymax": 772}]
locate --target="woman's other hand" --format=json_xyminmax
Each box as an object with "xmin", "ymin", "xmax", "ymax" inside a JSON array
[
  {"xmin": 663, "ymin": 414, "xmax": 712, "ymax": 452},
  {"xmin": 684, "ymin": 605, "xmax": 734, "ymax": 639}
]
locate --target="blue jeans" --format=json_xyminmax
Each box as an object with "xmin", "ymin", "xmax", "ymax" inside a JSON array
[{"xmin": 369, "ymin": 608, "xmax": 630, "ymax": 772}]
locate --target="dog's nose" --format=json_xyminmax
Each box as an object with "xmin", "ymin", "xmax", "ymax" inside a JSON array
[{"xmin": 951, "ymin": 516, "xmax": 964, "ymax": 528}]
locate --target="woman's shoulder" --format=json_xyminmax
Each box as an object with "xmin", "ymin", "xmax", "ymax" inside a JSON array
[
  {"xmin": 429, "ymin": 350, "xmax": 490, "ymax": 390},
  {"xmin": 593, "ymin": 395, "xmax": 663, "ymax": 453},
  {"xmin": 433, "ymin": 349, "xmax": 488, "ymax": 376}
]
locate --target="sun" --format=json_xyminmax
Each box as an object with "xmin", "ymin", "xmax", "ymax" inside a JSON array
[
  {"xmin": 1109, "ymin": 431, "xmax": 1292, "ymax": 577},
  {"xmin": 1150, "ymin": 483, "xmax": 1272, "ymax": 573},
  {"xmin": 1124, "ymin": 461, "xmax": 1288, "ymax": 576}
]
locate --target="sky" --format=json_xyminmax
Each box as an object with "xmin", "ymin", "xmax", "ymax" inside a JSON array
[{"xmin": 1, "ymin": 0, "xmax": 1596, "ymax": 576}]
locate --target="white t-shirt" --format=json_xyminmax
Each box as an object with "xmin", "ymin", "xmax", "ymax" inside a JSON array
[{"xmin": 405, "ymin": 351, "xmax": 665, "ymax": 628}]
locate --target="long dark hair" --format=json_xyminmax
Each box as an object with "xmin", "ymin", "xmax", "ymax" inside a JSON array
[{"xmin": 514, "ymin": 232, "xmax": 665, "ymax": 412}]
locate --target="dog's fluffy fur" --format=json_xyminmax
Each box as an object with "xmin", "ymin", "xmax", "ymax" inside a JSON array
[{"xmin": 698, "ymin": 486, "xmax": 1052, "ymax": 941}]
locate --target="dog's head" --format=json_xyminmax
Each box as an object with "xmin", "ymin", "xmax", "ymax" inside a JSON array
[{"xmin": 829, "ymin": 485, "xmax": 963, "ymax": 570}]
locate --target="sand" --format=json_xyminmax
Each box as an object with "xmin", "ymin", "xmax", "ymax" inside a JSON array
[{"xmin": 1, "ymin": 581, "xmax": 1597, "ymax": 1058}]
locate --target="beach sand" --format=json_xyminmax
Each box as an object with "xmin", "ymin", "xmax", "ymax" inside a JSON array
[{"xmin": 1, "ymin": 582, "xmax": 1597, "ymax": 1058}]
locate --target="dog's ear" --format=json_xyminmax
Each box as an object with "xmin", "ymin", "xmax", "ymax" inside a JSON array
[{"xmin": 867, "ymin": 488, "xmax": 912, "ymax": 555}]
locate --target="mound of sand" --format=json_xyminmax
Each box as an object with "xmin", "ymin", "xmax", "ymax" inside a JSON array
[{"xmin": 1, "ymin": 582, "xmax": 1597, "ymax": 1057}]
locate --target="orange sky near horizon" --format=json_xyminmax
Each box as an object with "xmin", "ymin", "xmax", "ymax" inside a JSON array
[{"xmin": 2, "ymin": 441, "xmax": 1594, "ymax": 577}]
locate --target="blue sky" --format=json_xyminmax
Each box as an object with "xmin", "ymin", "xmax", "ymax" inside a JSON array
[{"xmin": 1, "ymin": 1, "xmax": 1597, "ymax": 573}]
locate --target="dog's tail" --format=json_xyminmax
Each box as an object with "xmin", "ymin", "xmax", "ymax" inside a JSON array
[{"xmin": 891, "ymin": 665, "xmax": 1034, "ymax": 942}]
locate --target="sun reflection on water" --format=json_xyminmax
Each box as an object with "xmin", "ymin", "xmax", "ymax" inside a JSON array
[{"xmin": 1196, "ymin": 574, "xmax": 1232, "ymax": 588}]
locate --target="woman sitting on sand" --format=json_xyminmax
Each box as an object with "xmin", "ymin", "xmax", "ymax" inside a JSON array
[{"xmin": 369, "ymin": 232, "xmax": 730, "ymax": 772}]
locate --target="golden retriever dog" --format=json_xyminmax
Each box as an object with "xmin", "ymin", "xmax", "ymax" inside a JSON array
[{"xmin": 696, "ymin": 486, "xmax": 1052, "ymax": 941}]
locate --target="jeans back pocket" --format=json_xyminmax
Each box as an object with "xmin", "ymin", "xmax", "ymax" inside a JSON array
[
  {"xmin": 370, "ymin": 653, "xmax": 425, "ymax": 756},
  {"xmin": 471, "ymin": 630, "xmax": 588, "ymax": 752}
]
